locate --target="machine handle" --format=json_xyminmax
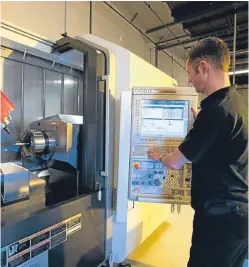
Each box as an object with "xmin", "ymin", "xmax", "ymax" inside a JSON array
[
  {"xmin": 137, "ymin": 196, "xmax": 190, "ymax": 205},
  {"xmin": 100, "ymin": 75, "xmax": 110, "ymax": 178}
]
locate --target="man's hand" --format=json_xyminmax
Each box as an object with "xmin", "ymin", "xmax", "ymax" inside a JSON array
[
  {"xmin": 148, "ymin": 148, "xmax": 163, "ymax": 161},
  {"xmin": 191, "ymin": 107, "xmax": 199, "ymax": 120},
  {"xmin": 148, "ymin": 147, "xmax": 190, "ymax": 169}
]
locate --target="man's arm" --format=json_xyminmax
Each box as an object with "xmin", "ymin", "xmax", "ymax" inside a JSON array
[
  {"xmin": 148, "ymin": 148, "xmax": 189, "ymax": 169},
  {"xmin": 148, "ymin": 106, "xmax": 223, "ymax": 168}
]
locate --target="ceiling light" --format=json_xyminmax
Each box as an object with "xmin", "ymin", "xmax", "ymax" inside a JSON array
[{"xmin": 229, "ymin": 69, "xmax": 249, "ymax": 75}]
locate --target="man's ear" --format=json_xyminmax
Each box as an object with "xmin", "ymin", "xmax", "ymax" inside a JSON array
[{"xmin": 199, "ymin": 60, "xmax": 209, "ymax": 75}]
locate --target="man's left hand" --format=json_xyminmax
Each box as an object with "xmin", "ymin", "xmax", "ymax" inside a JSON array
[{"xmin": 148, "ymin": 148, "xmax": 163, "ymax": 161}]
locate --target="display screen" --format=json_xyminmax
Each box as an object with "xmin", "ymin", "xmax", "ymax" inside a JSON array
[{"xmin": 140, "ymin": 100, "xmax": 189, "ymax": 137}]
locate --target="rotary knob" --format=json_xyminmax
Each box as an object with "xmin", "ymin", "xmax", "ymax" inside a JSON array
[
  {"xmin": 134, "ymin": 162, "xmax": 140, "ymax": 169},
  {"xmin": 154, "ymin": 179, "xmax": 161, "ymax": 186}
]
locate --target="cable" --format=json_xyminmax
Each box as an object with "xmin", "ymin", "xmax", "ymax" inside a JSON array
[
  {"xmin": 103, "ymin": 1, "xmax": 185, "ymax": 71},
  {"xmin": 62, "ymin": 1, "xmax": 67, "ymax": 36},
  {"xmin": 232, "ymin": 11, "xmax": 237, "ymax": 85}
]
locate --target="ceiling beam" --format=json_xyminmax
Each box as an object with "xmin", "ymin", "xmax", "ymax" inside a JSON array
[
  {"xmin": 191, "ymin": 22, "xmax": 248, "ymax": 38},
  {"xmin": 234, "ymin": 58, "xmax": 248, "ymax": 65},
  {"xmin": 157, "ymin": 34, "xmax": 189, "ymax": 45},
  {"xmin": 157, "ymin": 23, "xmax": 248, "ymax": 47},
  {"xmin": 146, "ymin": 2, "xmax": 247, "ymax": 34},
  {"xmin": 223, "ymin": 32, "xmax": 248, "ymax": 43},
  {"xmin": 171, "ymin": 2, "xmax": 231, "ymax": 24},
  {"xmin": 146, "ymin": 21, "xmax": 177, "ymax": 34},
  {"xmin": 182, "ymin": 4, "xmax": 248, "ymax": 29},
  {"xmin": 227, "ymin": 39, "xmax": 248, "ymax": 49},
  {"xmin": 157, "ymin": 26, "xmax": 248, "ymax": 50}
]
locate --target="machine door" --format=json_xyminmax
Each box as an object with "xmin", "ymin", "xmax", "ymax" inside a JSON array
[{"xmin": 120, "ymin": 87, "xmax": 197, "ymax": 205}]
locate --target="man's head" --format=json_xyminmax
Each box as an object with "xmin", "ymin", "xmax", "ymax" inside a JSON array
[{"xmin": 186, "ymin": 37, "xmax": 230, "ymax": 94}]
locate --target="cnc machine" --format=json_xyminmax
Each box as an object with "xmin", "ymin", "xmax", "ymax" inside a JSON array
[
  {"xmin": 1, "ymin": 35, "xmax": 109, "ymax": 267},
  {"xmin": 1, "ymin": 29, "xmax": 197, "ymax": 267}
]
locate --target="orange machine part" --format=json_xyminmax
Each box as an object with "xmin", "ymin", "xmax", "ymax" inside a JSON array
[{"xmin": 1, "ymin": 90, "xmax": 14, "ymax": 122}]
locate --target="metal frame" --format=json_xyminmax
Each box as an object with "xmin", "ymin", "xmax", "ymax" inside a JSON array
[
  {"xmin": 1, "ymin": 35, "xmax": 111, "ymax": 267},
  {"xmin": 67, "ymin": 35, "xmax": 116, "ymax": 263},
  {"xmin": 52, "ymin": 35, "xmax": 107, "ymax": 192}
]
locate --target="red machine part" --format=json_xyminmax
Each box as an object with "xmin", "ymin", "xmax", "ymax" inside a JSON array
[
  {"xmin": 1, "ymin": 90, "xmax": 14, "ymax": 123},
  {"xmin": 1, "ymin": 90, "xmax": 15, "ymax": 137}
]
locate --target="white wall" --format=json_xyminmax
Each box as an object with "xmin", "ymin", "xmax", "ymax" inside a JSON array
[{"xmin": 1, "ymin": 1, "xmax": 188, "ymax": 86}]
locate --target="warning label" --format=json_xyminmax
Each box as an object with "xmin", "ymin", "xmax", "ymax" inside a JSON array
[
  {"xmin": 51, "ymin": 231, "xmax": 67, "ymax": 248},
  {"xmin": 51, "ymin": 223, "xmax": 66, "ymax": 237},
  {"xmin": 31, "ymin": 240, "xmax": 50, "ymax": 258},
  {"xmin": 8, "ymin": 251, "xmax": 30, "ymax": 267},
  {"xmin": 1, "ymin": 213, "xmax": 81, "ymax": 267},
  {"xmin": 67, "ymin": 214, "xmax": 81, "ymax": 236},
  {"xmin": 31, "ymin": 230, "xmax": 50, "ymax": 247}
]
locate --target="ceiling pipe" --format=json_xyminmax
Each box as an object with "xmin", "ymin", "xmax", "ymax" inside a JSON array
[
  {"xmin": 146, "ymin": 2, "xmax": 247, "ymax": 34},
  {"xmin": 89, "ymin": 1, "xmax": 92, "ymax": 34},
  {"xmin": 232, "ymin": 12, "xmax": 237, "ymax": 84},
  {"xmin": 157, "ymin": 34, "xmax": 189, "ymax": 45},
  {"xmin": 158, "ymin": 28, "xmax": 247, "ymax": 50},
  {"xmin": 182, "ymin": 3, "xmax": 247, "ymax": 29}
]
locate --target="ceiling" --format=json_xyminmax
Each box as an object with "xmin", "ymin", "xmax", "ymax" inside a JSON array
[{"xmin": 111, "ymin": 1, "xmax": 248, "ymax": 85}]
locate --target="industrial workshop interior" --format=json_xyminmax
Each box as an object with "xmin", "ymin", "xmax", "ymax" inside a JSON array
[{"xmin": 0, "ymin": 1, "xmax": 248, "ymax": 267}]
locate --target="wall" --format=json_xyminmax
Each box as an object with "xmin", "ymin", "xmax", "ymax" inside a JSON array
[{"xmin": 1, "ymin": 1, "xmax": 188, "ymax": 86}]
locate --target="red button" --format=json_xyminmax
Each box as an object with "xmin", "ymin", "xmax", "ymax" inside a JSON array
[{"xmin": 134, "ymin": 162, "xmax": 140, "ymax": 169}]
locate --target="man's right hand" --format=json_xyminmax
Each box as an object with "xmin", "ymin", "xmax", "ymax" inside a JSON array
[{"xmin": 191, "ymin": 107, "xmax": 199, "ymax": 120}]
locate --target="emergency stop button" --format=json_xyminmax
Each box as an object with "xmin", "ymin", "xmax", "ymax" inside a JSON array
[{"xmin": 134, "ymin": 162, "xmax": 140, "ymax": 169}]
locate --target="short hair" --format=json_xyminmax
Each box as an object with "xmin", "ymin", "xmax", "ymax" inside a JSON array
[{"xmin": 187, "ymin": 37, "xmax": 230, "ymax": 73}]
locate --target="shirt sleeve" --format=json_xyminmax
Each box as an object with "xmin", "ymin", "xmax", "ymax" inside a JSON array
[{"xmin": 178, "ymin": 108, "xmax": 223, "ymax": 163}]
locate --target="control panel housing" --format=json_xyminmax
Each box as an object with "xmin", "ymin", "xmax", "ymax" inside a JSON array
[{"xmin": 128, "ymin": 87, "xmax": 197, "ymax": 204}]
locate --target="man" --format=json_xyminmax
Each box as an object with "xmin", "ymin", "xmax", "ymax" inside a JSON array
[{"xmin": 148, "ymin": 37, "xmax": 248, "ymax": 267}]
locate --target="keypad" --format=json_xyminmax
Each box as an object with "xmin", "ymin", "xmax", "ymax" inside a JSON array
[{"xmin": 133, "ymin": 139, "xmax": 182, "ymax": 157}]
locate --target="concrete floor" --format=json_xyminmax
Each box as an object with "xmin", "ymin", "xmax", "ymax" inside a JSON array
[
  {"xmin": 125, "ymin": 221, "xmax": 249, "ymax": 267},
  {"xmin": 126, "ymin": 216, "xmax": 193, "ymax": 267}
]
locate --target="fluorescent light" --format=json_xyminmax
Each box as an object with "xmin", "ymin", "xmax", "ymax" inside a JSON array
[{"xmin": 229, "ymin": 69, "xmax": 249, "ymax": 75}]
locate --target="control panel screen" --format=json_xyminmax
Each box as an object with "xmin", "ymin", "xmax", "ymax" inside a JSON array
[{"xmin": 140, "ymin": 100, "xmax": 189, "ymax": 138}]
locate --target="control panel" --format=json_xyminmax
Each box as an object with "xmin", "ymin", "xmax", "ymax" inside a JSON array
[{"xmin": 128, "ymin": 87, "xmax": 197, "ymax": 204}]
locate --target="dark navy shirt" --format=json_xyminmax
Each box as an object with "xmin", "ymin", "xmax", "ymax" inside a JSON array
[{"xmin": 179, "ymin": 85, "xmax": 248, "ymax": 211}]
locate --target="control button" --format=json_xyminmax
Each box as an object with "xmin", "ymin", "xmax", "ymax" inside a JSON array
[
  {"xmin": 136, "ymin": 181, "xmax": 140, "ymax": 185},
  {"xmin": 141, "ymin": 182, "xmax": 145, "ymax": 185},
  {"xmin": 132, "ymin": 181, "xmax": 136, "ymax": 185},
  {"xmin": 154, "ymin": 179, "xmax": 161, "ymax": 186},
  {"xmin": 134, "ymin": 162, "xmax": 141, "ymax": 169},
  {"xmin": 154, "ymin": 171, "xmax": 157, "ymax": 174},
  {"xmin": 149, "ymin": 180, "xmax": 154, "ymax": 185}
]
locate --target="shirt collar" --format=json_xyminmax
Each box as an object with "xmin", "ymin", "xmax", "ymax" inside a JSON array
[{"xmin": 200, "ymin": 85, "xmax": 237, "ymax": 108}]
